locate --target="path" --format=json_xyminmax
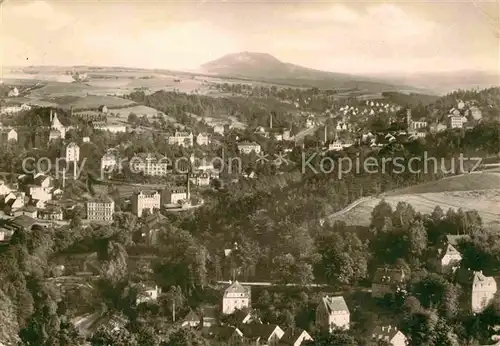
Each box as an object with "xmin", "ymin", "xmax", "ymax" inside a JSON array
[{"xmin": 321, "ymin": 196, "xmax": 374, "ymax": 224}]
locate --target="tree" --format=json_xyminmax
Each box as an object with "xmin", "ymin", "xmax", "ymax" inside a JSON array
[{"xmin": 89, "ymin": 326, "xmax": 138, "ymax": 346}]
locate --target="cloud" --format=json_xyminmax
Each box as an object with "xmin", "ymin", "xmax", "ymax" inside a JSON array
[{"xmin": 5, "ymin": 0, "xmax": 72, "ymax": 31}]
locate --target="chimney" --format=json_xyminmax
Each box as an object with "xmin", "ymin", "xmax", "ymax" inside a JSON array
[
  {"xmin": 324, "ymin": 125, "xmax": 327, "ymax": 143},
  {"xmin": 50, "ymin": 109, "xmax": 53, "ymax": 122},
  {"xmin": 270, "ymin": 113, "xmax": 273, "ymax": 129}
]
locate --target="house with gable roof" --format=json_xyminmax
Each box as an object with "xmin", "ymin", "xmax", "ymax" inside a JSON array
[
  {"xmin": 315, "ymin": 295, "xmax": 350, "ymax": 332},
  {"xmin": 279, "ymin": 328, "xmax": 313, "ymax": 346},
  {"xmin": 222, "ymin": 281, "xmax": 251, "ymax": 315},
  {"xmin": 472, "ymin": 271, "xmax": 497, "ymax": 314},
  {"xmin": 372, "ymin": 325, "xmax": 408, "ymax": 346},
  {"xmin": 239, "ymin": 323, "xmax": 285, "ymax": 346}
]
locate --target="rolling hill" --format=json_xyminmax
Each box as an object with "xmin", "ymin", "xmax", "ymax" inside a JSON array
[
  {"xmin": 326, "ymin": 173, "xmax": 500, "ymax": 229},
  {"xmin": 200, "ymin": 52, "xmax": 425, "ymax": 93}
]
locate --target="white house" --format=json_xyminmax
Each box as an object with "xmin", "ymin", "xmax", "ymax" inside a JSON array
[
  {"xmin": 222, "ymin": 281, "xmax": 251, "ymax": 315},
  {"xmin": 168, "ymin": 131, "xmax": 194, "ymax": 147},
  {"xmin": 131, "ymin": 190, "xmax": 161, "ymax": 217},
  {"xmin": 136, "ymin": 284, "xmax": 161, "ymax": 305},
  {"xmin": 213, "ymin": 125, "xmax": 225, "ymax": 135},
  {"xmin": 101, "ymin": 151, "xmax": 119, "ymax": 172},
  {"xmin": 472, "ymin": 271, "xmax": 497, "ymax": 313},
  {"xmin": 372, "ymin": 326, "xmax": 408, "ymax": 346},
  {"xmin": 65, "ymin": 142, "xmax": 80, "ymax": 163},
  {"xmin": 280, "ymin": 329, "xmax": 313, "ymax": 346},
  {"xmin": 237, "ymin": 141, "xmax": 261, "ymax": 154},
  {"xmin": 315, "ymin": 296, "xmax": 350, "ymax": 332},
  {"xmin": 196, "ymin": 133, "xmax": 210, "ymax": 146},
  {"xmin": 0, "ymin": 180, "xmax": 12, "ymax": 196},
  {"xmin": 438, "ymin": 243, "xmax": 462, "ymax": 272},
  {"xmin": 1, "ymin": 129, "xmax": 18, "ymax": 142}
]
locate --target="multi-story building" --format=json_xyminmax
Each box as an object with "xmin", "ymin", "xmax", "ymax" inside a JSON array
[
  {"xmin": 222, "ymin": 281, "xmax": 251, "ymax": 315},
  {"xmin": 196, "ymin": 133, "xmax": 210, "ymax": 146},
  {"xmin": 161, "ymin": 186, "xmax": 188, "ymax": 205},
  {"xmin": 131, "ymin": 190, "xmax": 161, "ymax": 217},
  {"xmin": 168, "ymin": 131, "xmax": 194, "ymax": 147},
  {"xmin": 86, "ymin": 195, "xmax": 115, "ymax": 221},
  {"xmin": 8, "ymin": 87, "xmax": 19, "ymax": 97},
  {"xmin": 130, "ymin": 154, "xmax": 169, "ymax": 176},
  {"xmin": 472, "ymin": 271, "xmax": 497, "ymax": 313},
  {"xmin": 315, "ymin": 296, "xmax": 350, "ymax": 332},
  {"xmin": 1, "ymin": 103, "xmax": 31, "ymax": 114},
  {"xmin": 66, "ymin": 142, "xmax": 80, "ymax": 163},
  {"xmin": 237, "ymin": 141, "xmax": 261, "ymax": 154}
]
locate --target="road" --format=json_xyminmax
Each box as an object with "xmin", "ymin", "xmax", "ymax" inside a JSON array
[{"xmin": 320, "ymin": 196, "xmax": 374, "ymax": 225}]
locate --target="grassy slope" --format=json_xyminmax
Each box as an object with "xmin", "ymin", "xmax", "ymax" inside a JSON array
[{"xmin": 328, "ymin": 173, "xmax": 500, "ymax": 227}]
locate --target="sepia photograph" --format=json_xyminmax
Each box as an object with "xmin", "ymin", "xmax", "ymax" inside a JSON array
[{"xmin": 0, "ymin": 0, "xmax": 499, "ymax": 345}]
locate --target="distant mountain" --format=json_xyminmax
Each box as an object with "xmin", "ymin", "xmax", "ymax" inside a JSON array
[{"xmin": 199, "ymin": 52, "xmax": 423, "ymax": 93}]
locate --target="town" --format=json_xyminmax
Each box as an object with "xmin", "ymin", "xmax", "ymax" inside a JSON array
[{"xmin": 1, "ymin": 1, "xmax": 500, "ymax": 346}]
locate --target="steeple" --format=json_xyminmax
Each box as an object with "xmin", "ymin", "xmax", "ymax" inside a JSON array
[{"xmin": 406, "ymin": 109, "xmax": 412, "ymax": 129}]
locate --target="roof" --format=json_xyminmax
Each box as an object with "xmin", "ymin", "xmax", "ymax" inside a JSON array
[
  {"xmin": 183, "ymin": 310, "xmax": 200, "ymax": 323},
  {"xmin": 373, "ymin": 267, "xmax": 405, "ymax": 284},
  {"xmin": 440, "ymin": 243, "xmax": 461, "ymax": 260},
  {"xmin": 224, "ymin": 281, "xmax": 250, "ymax": 297},
  {"xmin": 446, "ymin": 234, "xmax": 470, "ymax": 247},
  {"xmin": 202, "ymin": 326, "xmax": 242, "ymax": 341},
  {"xmin": 10, "ymin": 215, "xmax": 38, "ymax": 230},
  {"xmin": 473, "ymin": 271, "xmax": 497, "ymax": 287},
  {"xmin": 322, "ymin": 296, "xmax": 349, "ymax": 314},
  {"xmin": 88, "ymin": 195, "xmax": 114, "ymax": 204},
  {"xmin": 33, "ymin": 174, "xmax": 50, "ymax": 186},
  {"xmin": 372, "ymin": 325, "xmax": 402, "ymax": 341},
  {"xmin": 239, "ymin": 324, "xmax": 281, "ymax": 340},
  {"xmin": 67, "ymin": 142, "xmax": 79, "ymax": 148},
  {"xmin": 280, "ymin": 329, "xmax": 311, "ymax": 345}
]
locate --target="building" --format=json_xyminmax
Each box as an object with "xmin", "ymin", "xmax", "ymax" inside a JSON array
[
  {"xmin": 196, "ymin": 133, "xmax": 210, "ymax": 146},
  {"xmin": 328, "ymin": 140, "xmax": 343, "ymax": 152},
  {"xmin": 86, "ymin": 195, "xmax": 115, "ymax": 221},
  {"xmin": 4, "ymin": 191, "xmax": 26, "ymax": 212},
  {"xmin": 202, "ymin": 326, "xmax": 244, "ymax": 345},
  {"xmin": 92, "ymin": 122, "xmax": 127, "ymax": 133},
  {"xmin": 161, "ymin": 186, "xmax": 188, "ymax": 205},
  {"xmin": 189, "ymin": 172, "xmax": 210, "ymax": 187},
  {"xmin": 239, "ymin": 324, "xmax": 285, "ymax": 346},
  {"xmin": 372, "ymin": 326, "xmax": 408, "ymax": 346},
  {"xmin": 0, "ymin": 180, "xmax": 12, "ymax": 196},
  {"xmin": 0, "ymin": 128, "xmax": 18, "ymax": 142},
  {"xmin": 98, "ymin": 105, "xmax": 108, "ymax": 114},
  {"xmin": 472, "ymin": 271, "xmax": 497, "ymax": 313},
  {"xmin": 168, "ymin": 131, "xmax": 194, "ymax": 147},
  {"xmin": 406, "ymin": 109, "xmax": 428, "ymax": 131},
  {"xmin": 65, "ymin": 142, "xmax": 80, "ymax": 163},
  {"xmin": 130, "ymin": 154, "xmax": 169, "ymax": 176},
  {"xmin": 279, "ymin": 329, "xmax": 313, "ymax": 346},
  {"xmin": 213, "ymin": 125, "xmax": 225, "ymax": 135},
  {"xmin": 282, "ymin": 129, "xmax": 291, "ymax": 141},
  {"xmin": 131, "ymin": 190, "xmax": 161, "ymax": 217},
  {"xmin": 222, "ymin": 281, "xmax": 251, "ymax": 315},
  {"xmin": 38, "ymin": 206, "xmax": 63, "ymax": 221},
  {"xmin": 315, "ymin": 296, "xmax": 350, "ymax": 332},
  {"xmin": 372, "ymin": 267, "xmax": 406, "ymax": 298},
  {"xmin": 0, "ymin": 103, "xmax": 31, "ymax": 114},
  {"xmin": 50, "ymin": 110, "xmax": 66, "ymax": 140},
  {"xmin": 101, "ymin": 151, "xmax": 119, "ymax": 172},
  {"xmin": 8, "ymin": 87, "xmax": 19, "ymax": 97},
  {"xmin": 136, "ymin": 284, "xmax": 161, "ymax": 305},
  {"xmin": 13, "ymin": 206, "xmax": 38, "ymax": 218},
  {"xmin": 83, "ymin": 137, "xmax": 90, "ymax": 143},
  {"xmin": 182, "ymin": 310, "xmax": 202, "ymax": 328},
  {"xmin": 449, "ymin": 115, "xmax": 466, "ymax": 129},
  {"xmin": 437, "ymin": 242, "xmax": 462, "ymax": 272},
  {"xmin": 238, "ymin": 141, "xmax": 262, "ymax": 154}
]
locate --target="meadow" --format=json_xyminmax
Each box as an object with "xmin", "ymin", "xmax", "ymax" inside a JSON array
[{"xmin": 327, "ymin": 172, "xmax": 500, "ymax": 228}]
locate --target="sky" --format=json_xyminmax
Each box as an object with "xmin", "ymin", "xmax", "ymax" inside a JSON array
[{"xmin": 1, "ymin": 0, "xmax": 499, "ymax": 74}]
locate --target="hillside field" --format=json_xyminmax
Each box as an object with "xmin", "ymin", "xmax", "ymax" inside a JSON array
[{"xmin": 327, "ymin": 173, "xmax": 500, "ymax": 228}]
